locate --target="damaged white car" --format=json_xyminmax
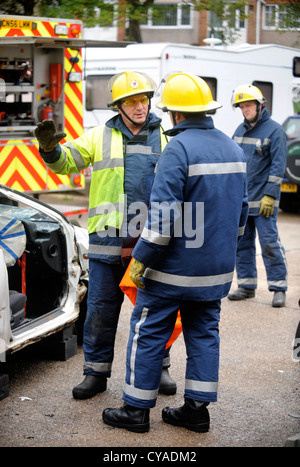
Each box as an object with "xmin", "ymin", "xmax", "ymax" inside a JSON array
[{"xmin": 0, "ymin": 184, "xmax": 89, "ymax": 400}]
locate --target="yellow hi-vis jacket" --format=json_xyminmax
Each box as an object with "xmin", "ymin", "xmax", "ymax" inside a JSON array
[{"xmin": 45, "ymin": 113, "xmax": 168, "ymax": 262}]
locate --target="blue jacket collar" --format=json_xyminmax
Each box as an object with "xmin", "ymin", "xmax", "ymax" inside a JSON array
[
  {"xmin": 164, "ymin": 116, "xmax": 215, "ymax": 137},
  {"xmin": 106, "ymin": 112, "xmax": 162, "ymax": 138}
]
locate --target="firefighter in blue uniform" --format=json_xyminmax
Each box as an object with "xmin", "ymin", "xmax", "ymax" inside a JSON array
[
  {"xmin": 34, "ymin": 71, "xmax": 177, "ymax": 399},
  {"xmin": 102, "ymin": 72, "xmax": 248, "ymax": 433},
  {"xmin": 228, "ymin": 84, "xmax": 288, "ymax": 307}
]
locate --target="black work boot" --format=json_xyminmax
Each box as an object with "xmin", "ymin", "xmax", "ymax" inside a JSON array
[
  {"xmin": 72, "ymin": 375, "xmax": 107, "ymax": 399},
  {"xmin": 272, "ymin": 291, "xmax": 286, "ymax": 308},
  {"xmin": 159, "ymin": 367, "xmax": 177, "ymax": 395},
  {"xmin": 162, "ymin": 398, "xmax": 210, "ymax": 433},
  {"xmin": 227, "ymin": 287, "xmax": 255, "ymax": 301},
  {"xmin": 102, "ymin": 404, "xmax": 150, "ymax": 433}
]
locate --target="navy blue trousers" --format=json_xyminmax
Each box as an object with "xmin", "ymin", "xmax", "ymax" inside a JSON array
[
  {"xmin": 83, "ymin": 259, "xmax": 172, "ymax": 376},
  {"xmin": 123, "ymin": 289, "xmax": 221, "ymax": 408}
]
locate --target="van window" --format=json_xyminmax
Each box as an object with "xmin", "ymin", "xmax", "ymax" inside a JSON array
[
  {"xmin": 252, "ymin": 80, "xmax": 273, "ymax": 115},
  {"xmin": 201, "ymin": 76, "xmax": 217, "ymax": 114},
  {"xmin": 86, "ymin": 75, "xmax": 113, "ymax": 110},
  {"xmin": 293, "ymin": 57, "xmax": 300, "ymax": 77}
]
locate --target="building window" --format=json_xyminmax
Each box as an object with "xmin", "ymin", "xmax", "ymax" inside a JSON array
[
  {"xmin": 181, "ymin": 4, "xmax": 191, "ymax": 26},
  {"xmin": 153, "ymin": 4, "xmax": 177, "ymax": 26},
  {"xmin": 142, "ymin": 3, "xmax": 193, "ymax": 28},
  {"xmin": 263, "ymin": 4, "xmax": 300, "ymax": 30},
  {"xmin": 208, "ymin": 6, "xmax": 246, "ymax": 41}
]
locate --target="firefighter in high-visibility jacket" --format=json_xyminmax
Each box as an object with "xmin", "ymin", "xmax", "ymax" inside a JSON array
[
  {"xmin": 228, "ymin": 84, "xmax": 288, "ymax": 307},
  {"xmin": 35, "ymin": 71, "xmax": 177, "ymax": 399},
  {"xmin": 102, "ymin": 73, "xmax": 249, "ymax": 433}
]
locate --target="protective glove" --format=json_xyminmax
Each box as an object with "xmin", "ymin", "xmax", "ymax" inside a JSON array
[
  {"xmin": 259, "ymin": 195, "xmax": 275, "ymax": 218},
  {"xmin": 129, "ymin": 259, "xmax": 146, "ymax": 289},
  {"xmin": 35, "ymin": 119, "xmax": 66, "ymax": 152}
]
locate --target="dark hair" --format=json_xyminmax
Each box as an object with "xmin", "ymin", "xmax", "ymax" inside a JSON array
[{"xmin": 181, "ymin": 111, "xmax": 207, "ymax": 119}]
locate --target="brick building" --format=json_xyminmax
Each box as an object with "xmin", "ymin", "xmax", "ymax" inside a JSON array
[{"xmin": 85, "ymin": 1, "xmax": 299, "ymax": 49}]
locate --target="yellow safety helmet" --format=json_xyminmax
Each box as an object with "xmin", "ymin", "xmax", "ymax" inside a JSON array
[
  {"xmin": 107, "ymin": 71, "xmax": 157, "ymax": 108},
  {"xmin": 156, "ymin": 72, "xmax": 222, "ymax": 113},
  {"xmin": 231, "ymin": 84, "xmax": 266, "ymax": 108}
]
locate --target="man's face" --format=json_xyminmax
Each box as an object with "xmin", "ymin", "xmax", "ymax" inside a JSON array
[
  {"xmin": 119, "ymin": 93, "xmax": 149, "ymax": 129},
  {"xmin": 239, "ymin": 100, "xmax": 261, "ymax": 124}
]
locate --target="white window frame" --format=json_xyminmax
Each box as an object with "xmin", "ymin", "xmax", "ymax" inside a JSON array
[
  {"xmin": 141, "ymin": 3, "xmax": 193, "ymax": 29},
  {"xmin": 262, "ymin": 4, "xmax": 300, "ymax": 31},
  {"xmin": 208, "ymin": 5, "xmax": 246, "ymax": 38}
]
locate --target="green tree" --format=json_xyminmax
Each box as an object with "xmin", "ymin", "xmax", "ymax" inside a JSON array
[{"xmin": 0, "ymin": 1, "xmax": 299, "ymax": 42}]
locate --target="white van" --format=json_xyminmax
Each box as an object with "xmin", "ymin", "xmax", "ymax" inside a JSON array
[{"xmin": 83, "ymin": 42, "xmax": 300, "ymax": 137}]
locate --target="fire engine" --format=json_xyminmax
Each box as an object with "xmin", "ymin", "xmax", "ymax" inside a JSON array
[{"xmin": 0, "ymin": 15, "xmax": 127, "ymax": 195}]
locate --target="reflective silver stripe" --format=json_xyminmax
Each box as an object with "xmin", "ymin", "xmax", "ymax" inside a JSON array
[
  {"xmin": 63, "ymin": 141, "xmax": 85, "ymax": 170},
  {"xmin": 234, "ymin": 136, "xmax": 270, "ymax": 145},
  {"xmin": 238, "ymin": 225, "xmax": 245, "ymax": 236},
  {"xmin": 144, "ymin": 268, "xmax": 233, "ymax": 287},
  {"xmin": 130, "ymin": 307, "xmax": 149, "ymax": 386},
  {"xmin": 124, "ymin": 383, "xmax": 158, "ymax": 400},
  {"xmin": 249, "ymin": 200, "xmax": 279, "ymax": 209},
  {"xmin": 249, "ymin": 201, "xmax": 261, "ymax": 208},
  {"xmin": 96, "ymin": 126, "xmax": 124, "ymax": 168},
  {"xmin": 88, "ymin": 244, "xmax": 122, "ymax": 256},
  {"xmin": 163, "ymin": 356, "xmax": 170, "ymax": 368},
  {"xmin": 141, "ymin": 227, "xmax": 170, "ymax": 245},
  {"xmin": 188, "ymin": 161, "xmax": 246, "ymax": 176},
  {"xmin": 185, "ymin": 379, "xmax": 218, "ymax": 393},
  {"xmin": 268, "ymin": 175, "xmax": 282, "ymax": 184},
  {"xmin": 93, "ymin": 158, "xmax": 123, "ymax": 171},
  {"xmin": 238, "ymin": 278, "xmax": 257, "ymax": 285},
  {"xmin": 89, "ymin": 202, "xmax": 123, "ymax": 218},
  {"xmin": 126, "ymin": 145, "xmax": 155, "ymax": 155},
  {"xmin": 51, "ymin": 147, "xmax": 67, "ymax": 171},
  {"xmin": 102, "ymin": 126, "xmax": 112, "ymax": 159},
  {"xmin": 83, "ymin": 361, "xmax": 112, "ymax": 372},
  {"xmin": 268, "ymin": 280, "xmax": 287, "ymax": 288}
]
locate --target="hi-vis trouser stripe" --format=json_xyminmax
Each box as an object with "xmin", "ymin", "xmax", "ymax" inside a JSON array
[
  {"xmin": 238, "ymin": 277, "xmax": 287, "ymax": 288},
  {"xmin": 125, "ymin": 307, "xmax": 159, "ymax": 401},
  {"xmin": 124, "ymin": 305, "xmax": 219, "ymax": 401},
  {"xmin": 83, "ymin": 361, "xmax": 112, "ymax": 372}
]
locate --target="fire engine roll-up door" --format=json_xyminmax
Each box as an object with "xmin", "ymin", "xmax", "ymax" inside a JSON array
[
  {"xmin": 286, "ymin": 139, "xmax": 300, "ymax": 185},
  {"xmin": 0, "ymin": 215, "xmax": 26, "ymax": 266}
]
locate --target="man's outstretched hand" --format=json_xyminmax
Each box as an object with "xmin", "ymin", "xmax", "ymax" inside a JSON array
[{"xmin": 35, "ymin": 119, "xmax": 66, "ymax": 152}]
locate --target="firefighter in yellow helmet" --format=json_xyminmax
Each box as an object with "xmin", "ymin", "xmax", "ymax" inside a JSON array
[
  {"xmin": 228, "ymin": 83, "xmax": 288, "ymax": 307},
  {"xmin": 102, "ymin": 73, "xmax": 248, "ymax": 433},
  {"xmin": 34, "ymin": 71, "xmax": 178, "ymax": 399}
]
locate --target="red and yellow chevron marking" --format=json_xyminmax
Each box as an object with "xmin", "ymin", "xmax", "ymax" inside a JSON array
[
  {"xmin": 0, "ymin": 139, "xmax": 83, "ymax": 192},
  {"xmin": 64, "ymin": 48, "xmax": 83, "ymax": 140},
  {"xmin": 0, "ymin": 17, "xmax": 84, "ymax": 193}
]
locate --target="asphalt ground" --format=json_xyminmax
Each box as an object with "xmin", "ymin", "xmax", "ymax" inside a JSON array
[{"xmin": 0, "ymin": 191, "xmax": 299, "ymax": 449}]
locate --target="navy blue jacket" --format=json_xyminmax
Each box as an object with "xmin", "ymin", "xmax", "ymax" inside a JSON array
[
  {"xmin": 233, "ymin": 107, "xmax": 287, "ymax": 216},
  {"xmin": 133, "ymin": 117, "xmax": 249, "ymax": 301}
]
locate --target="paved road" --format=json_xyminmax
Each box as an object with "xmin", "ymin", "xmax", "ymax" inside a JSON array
[{"xmin": 0, "ymin": 193, "xmax": 299, "ymax": 448}]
